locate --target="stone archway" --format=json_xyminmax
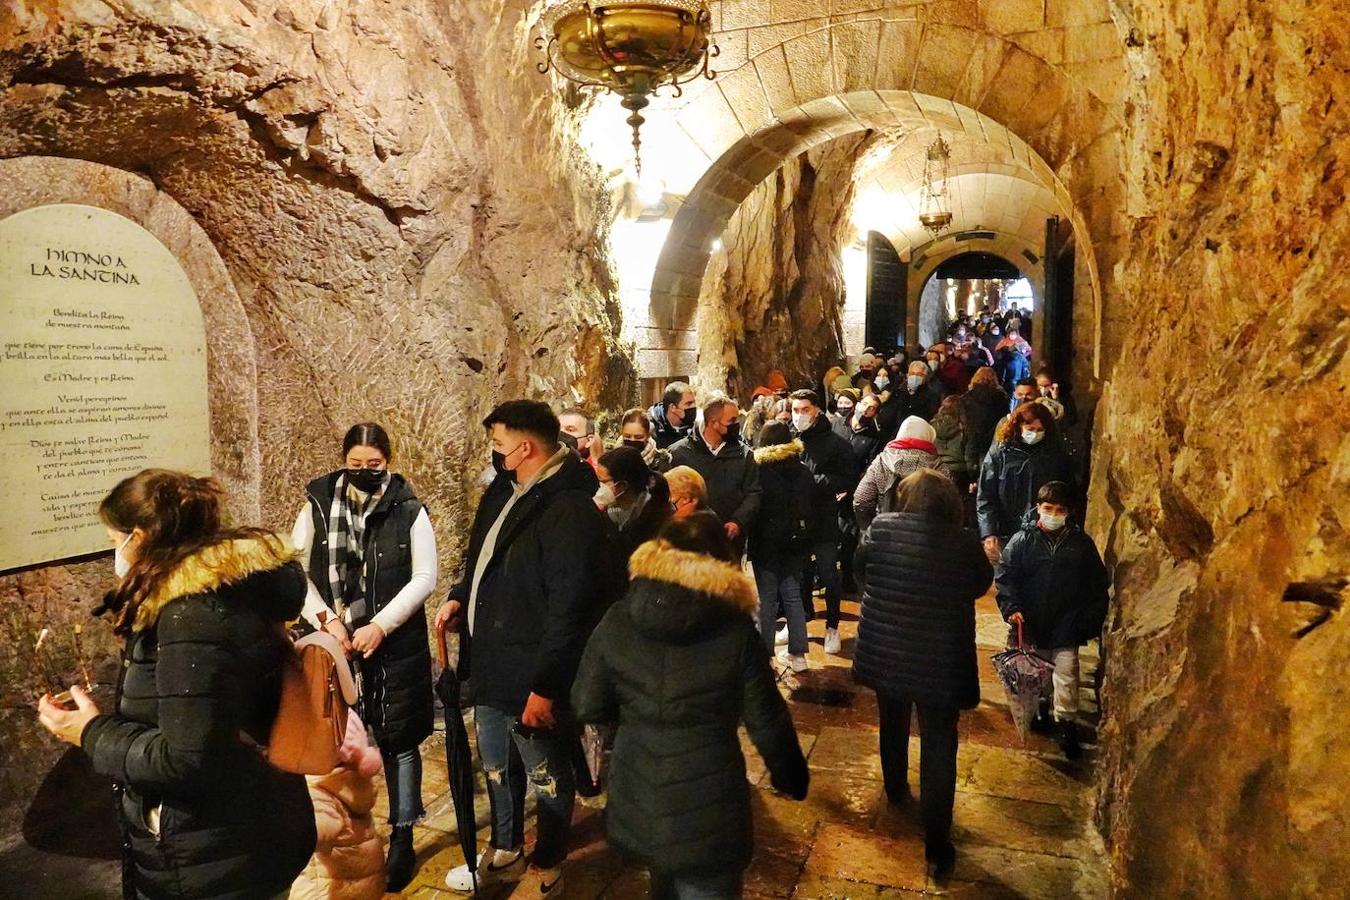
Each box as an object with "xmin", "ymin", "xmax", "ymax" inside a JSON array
[
  {"xmin": 635, "ymin": 11, "xmax": 1128, "ymax": 382},
  {"xmin": 915, "ymin": 248, "xmax": 1034, "ymax": 347}
]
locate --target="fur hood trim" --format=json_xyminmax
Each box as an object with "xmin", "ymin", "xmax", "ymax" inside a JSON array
[
  {"xmin": 753, "ymin": 439, "xmax": 805, "ymax": 465},
  {"xmin": 133, "ymin": 534, "xmax": 299, "ymax": 631},
  {"xmin": 629, "ymin": 540, "xmax": 758, "ymax": 614}
]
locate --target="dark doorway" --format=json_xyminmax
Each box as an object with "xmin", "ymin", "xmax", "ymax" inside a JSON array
[{"xmin": 864, "ymin": 231, "xmax": 906, "ymax": 352}]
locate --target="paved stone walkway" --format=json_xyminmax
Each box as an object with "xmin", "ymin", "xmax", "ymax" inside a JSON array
[{"xmin": 390, "ymin": 593, "xmax": 1109, "ymax": 899}]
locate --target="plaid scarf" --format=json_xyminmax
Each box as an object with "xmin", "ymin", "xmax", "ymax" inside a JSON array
[{"xmin": 325, "ymin": 472, "xmax": 384, "ymax": 622}]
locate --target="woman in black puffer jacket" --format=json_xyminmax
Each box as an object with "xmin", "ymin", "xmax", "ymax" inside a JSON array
[
  {"xmin": 573, "ymin": 513, "xmax": 809, "ymax": 899},
  {"xmin": 854, "ymin": 469, "xmax": 992, "ymax": 877},
  {"xmin": 749, "ymin": 422, "xmax": 814, "ymax": 668},
  {"xmin": 38, "ymin": 469, "xmax": 315, "ymax": 900}
]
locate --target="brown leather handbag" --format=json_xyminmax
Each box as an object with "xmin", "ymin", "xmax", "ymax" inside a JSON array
[{"xmin": 266, "ymin": 631, "xmax": 358, "ymax": 775}]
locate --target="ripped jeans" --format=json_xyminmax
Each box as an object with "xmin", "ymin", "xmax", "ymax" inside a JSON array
[{"xmin": 473, "ymin": 704, "xmax": 576, "ymax": 869}]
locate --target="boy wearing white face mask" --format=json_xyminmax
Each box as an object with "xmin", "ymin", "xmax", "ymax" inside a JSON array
[{"xmin": 994, "ymin": 481, "xmax": 1109, "ymax": 760}]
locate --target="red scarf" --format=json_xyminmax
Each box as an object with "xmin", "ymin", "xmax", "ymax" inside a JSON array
[{"xmin": 886, "ymin": 437, "xmax": 936, "ymax": 454}]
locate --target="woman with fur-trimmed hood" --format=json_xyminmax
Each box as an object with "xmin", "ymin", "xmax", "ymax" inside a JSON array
[
  {"xmin": 749, "ymin": 422, "xmax": 815, "ymax": 671},
  {"xmin": 37, "ymin": 469, "xmax": 316, "ymax": 900},
  {"xmin": 572, "ymin": 513, "xmax": 809, "ymax": 899}
]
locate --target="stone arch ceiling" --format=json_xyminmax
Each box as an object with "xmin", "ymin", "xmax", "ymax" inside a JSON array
[
  {"xmin": 624, "ymin": 3, "xmax": 1128, "ymax": 373},
  {"xmin": 849, "ymin": 126, "xmax": 1068, "ymax": 254}
]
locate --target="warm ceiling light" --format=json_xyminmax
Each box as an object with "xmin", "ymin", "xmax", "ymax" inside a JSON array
[
  {"xmin": 919, "ymin": 134, "xmax": 954, "ymax": 236},
  {"xmin": 537, "ymin": 0, "xmax": 719, "ymax": 174}
]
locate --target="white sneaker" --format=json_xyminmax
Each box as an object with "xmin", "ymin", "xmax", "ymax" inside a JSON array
[
  {"xmin": 777, "ymin": 650, "xmax": 809, "ymax": 672},
  {"xmin": 823, "ymin": 628, "xmax": 842, "ymax": 655},
  {"xmin": 774, "ymin": 625, "xmax": 789, "ymax": 646},
  {"xmin": 445, "ymin": 846, "xmax": 526, "ymax": 893},
  {"xmin": 511, "ymin": 864, "xmax": 564, "ymax": 897}
]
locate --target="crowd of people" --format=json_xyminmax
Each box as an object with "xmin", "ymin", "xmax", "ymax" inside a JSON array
[{"xmin": 34, "ymin": 301, "xmax": 1112, "ymax": 899}]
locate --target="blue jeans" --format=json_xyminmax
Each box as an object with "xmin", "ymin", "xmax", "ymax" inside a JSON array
[
  {"xmin": 382, "ymin": 746, "xmax": 425, "ymax": 827},
  {"xmin": 650, "ymin": 868, "xmax": 743, "ymax": 899},
  {"xmin": 474, "ymin": 704, "xmax": 576, "ymax": 868},
  {"xmin": 753, "ymin": 555, "xmax": 807, "ymax": 655}
]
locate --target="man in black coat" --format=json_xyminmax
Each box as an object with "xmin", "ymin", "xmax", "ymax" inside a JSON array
[
  {"xmin": 995, "ymin": 481, "xmax": 1109, "ymax": 760},
  {"xmin": 669, "ymin": 396, "xmax": 761, "ymax": 551},
  {"xmin": 436, "ymin": 400, "xmax": 613, "ymax": 895},
  {"xmin": 647, "ymin": 380, "xmax": 697, "ymax": 449},
  {"xmin": 790, "ymin": 390, "xmax": 859, "ymax": 652}
]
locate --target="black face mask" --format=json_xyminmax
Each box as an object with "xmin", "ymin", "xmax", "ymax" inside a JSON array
[
  {"xmin": 622, "ymin": 438, "xmax": 647, "ymax": 451},
  {"xmin": 724, "ymin": 422, "xmax": 741, "ymax": 444},
  {"xmin": 347, "ymin": 468, "xmax": 385, "ymax": 494},
  {"xmin": 491, "ymin": 450, "xmax": 508, "ymax": 475}
]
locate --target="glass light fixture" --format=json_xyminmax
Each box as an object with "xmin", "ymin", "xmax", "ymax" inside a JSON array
[
  {"xmin": 919, "ymin": 134, "xmax": 954, "ymax": 236},
  {"xmin": 537, "ymin": 0, "xmax": 719, "ymax": 174}
]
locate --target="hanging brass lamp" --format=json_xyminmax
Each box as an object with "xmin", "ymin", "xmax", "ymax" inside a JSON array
[
  {"xmin": 537, "ymin": 0, "xmax": 719, "ymax": 174},
  {"xmin": 919, "ymin": 134, "xmax": 954, "ymax": 236}
]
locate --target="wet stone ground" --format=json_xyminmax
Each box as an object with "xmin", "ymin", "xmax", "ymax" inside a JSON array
[
  {"xmin": 393, "ymin": 593, "xmax": 1109, "ymax": 899},
  {"xmin": 0, "ymin": 592, "xmax": 1107, "ymax": 899}
]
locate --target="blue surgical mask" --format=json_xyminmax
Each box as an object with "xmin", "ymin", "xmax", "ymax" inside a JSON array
[
  {"xmin": 907, "ymin": 375, "xmax": 923, "ymax": 391},
  {"xmin": 1039, "ymin": 512, "xmax": 1067, "ymax": 531}
]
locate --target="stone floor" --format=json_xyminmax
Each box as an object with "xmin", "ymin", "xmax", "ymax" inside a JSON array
[
  {"xmin": 0, "ymin": 592, "xmax": 1107, "ymax": 899},
  {"xmin": 387, "ymin": 593, "xmax": 1108, "ymax": 899}
]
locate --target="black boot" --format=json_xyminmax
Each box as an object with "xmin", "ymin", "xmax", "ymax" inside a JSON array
[
  {"xmin": 925, "ymin": 841, "xmax": 957, "ymax": 880},
  {"xmin": 1056, "ymin": 720, "xmax": 1082, "ymax": 761},
  {"xmin": 386, "ymin": 824, "xmax": 416, "ymax": 892}
]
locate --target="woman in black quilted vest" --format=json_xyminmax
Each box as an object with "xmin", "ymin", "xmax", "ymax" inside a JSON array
[
  {"xmin": 854, "ymin": 468, "xmax": 993, "ymax": 878},
  {"xmin": 37, "ymin": 469, "xmax": 315, "ymax": 899},
  {"xmin": 291, "ymin": 422, "xmax": 438, "ymax": 892}
]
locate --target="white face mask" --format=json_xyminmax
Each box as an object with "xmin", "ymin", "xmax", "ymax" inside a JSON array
[
  {"xmin": 874, "ymin": 375, "xmax": 890, "ymax": 391},
  {"xmin": 114, "ymin": 532, "xmax": 134, "ymax": 578},
  {"xmin": 1039, "ymin": 512, "xmax": 1067, "ymax": 531},
  {"xmin": 1022, "ymin": 429, "xmax": 1044, "ymax": 446},
  {"xmin": 594, "ymin": 483, "xmax": 619, "ymax": 508},
  {"xmin": 791, "ymin": 413, "xmax": 814, "ymax": 433},
  {"xmin": 927, "ymin": 359, "xmax": 940, "ymax": 371}
]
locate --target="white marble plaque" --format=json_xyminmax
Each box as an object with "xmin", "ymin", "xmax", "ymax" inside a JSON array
[{"xmin": 0, "ymin": 204, "xmax": 211, "ymax": 571}]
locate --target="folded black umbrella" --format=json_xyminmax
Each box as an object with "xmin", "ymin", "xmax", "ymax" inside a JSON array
[{"xmin": 436, "ymin": 623, "xmax": 478, "ymax": 896}]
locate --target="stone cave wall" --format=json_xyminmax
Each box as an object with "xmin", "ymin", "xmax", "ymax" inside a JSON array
[
  {"xmin": 0, "ymin": 0, "xmax": 631, "ymax": 830},
  {"xmin": 1090, "ymin": 0, "xmax": 1348, "ymax": 894},
  {"xmin": 695, "ymin": 135, "xmax": 868, "ymax": 399}
]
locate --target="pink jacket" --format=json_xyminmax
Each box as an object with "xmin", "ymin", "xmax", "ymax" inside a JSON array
[{"xmin": 289, "ymin": 714, "xmax": 386, "ymax": 900}]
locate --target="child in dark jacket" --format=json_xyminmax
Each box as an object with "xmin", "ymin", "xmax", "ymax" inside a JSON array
[
  {"xmin": 749, "ymin": 422, "xmax": 815, "ymax": 671},
  {"xmin": 994, "ymin": 481, "xmax": 1110, "ymax": 759}
]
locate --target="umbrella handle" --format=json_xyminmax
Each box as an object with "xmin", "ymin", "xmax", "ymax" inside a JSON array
[
  {"xmin": 435, "ymin": 620, "xmax": 450, "ymax": 669},
  {"xmin": 1016, "ymin": 619, "xmax": 1024, "ymax": 649}
]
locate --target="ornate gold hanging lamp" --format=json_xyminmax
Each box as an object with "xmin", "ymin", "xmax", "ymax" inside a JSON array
[
  {"xmin": 536, "ymin": 0, "xmax": 719, "ymax": 174},
  {"xmin": 919, "ymin": 134, "xmax": 954, "ymax": 236}
]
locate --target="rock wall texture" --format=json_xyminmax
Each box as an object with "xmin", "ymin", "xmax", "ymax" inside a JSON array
[
  {"xmin": 1090, "ymin": 0, "xmax": 1349, "ymax": 895},
  {"xmin": 0, "ymin": 0, "xmax": 630, "ymax": 830},
  {"xmin": 697, "ymin": 136, "xmax": 867, "ymax": 397}
]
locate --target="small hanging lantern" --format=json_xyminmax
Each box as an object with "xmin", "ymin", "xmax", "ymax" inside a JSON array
[
  {"xmin": 919, "ymin": 134, "xmax": 954, "ymax": 236},
  {"xmin": 536, "ymin": 1, "xmax": 719, "ymax": 174}
]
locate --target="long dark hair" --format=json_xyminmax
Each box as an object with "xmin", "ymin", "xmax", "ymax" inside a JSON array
[
  {"xmin": 343, "ymin": 422, "xmax": 393, "ymax": 460},
  {"xmin": 599, "ymin": 445, "xmax": 670, "ymax": 507},
  {"xmin": 99, "ymin": 469, "xmax": 269, "ymax": 637}
]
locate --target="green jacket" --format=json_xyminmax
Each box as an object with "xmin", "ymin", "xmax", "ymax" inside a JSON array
[{"xmin": 572, "ymin": 539, "xmax": 809, "ymax": 875}]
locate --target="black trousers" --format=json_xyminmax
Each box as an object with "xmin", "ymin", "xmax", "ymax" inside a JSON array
[{"xmin": 877, "ymin": 695, "xmax": 960, "ymax": 855}]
